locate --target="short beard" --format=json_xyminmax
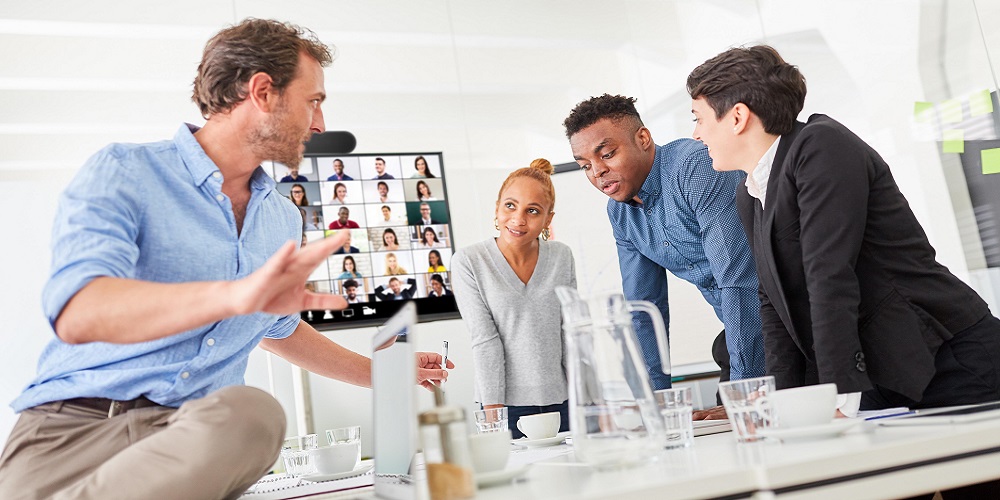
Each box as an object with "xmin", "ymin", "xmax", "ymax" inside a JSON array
[{"xmin": 249, "ymin": 100, "xmax": 309, "ymax": 169}]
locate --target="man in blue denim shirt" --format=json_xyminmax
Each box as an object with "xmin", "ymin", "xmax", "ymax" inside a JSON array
[
  {"xmin": 564, "ymin": 95, "xmax": 764, "ymax": 403},
  {"xmin": 0, "ymin": 20, "xmax": 451, "ymax": 500}
]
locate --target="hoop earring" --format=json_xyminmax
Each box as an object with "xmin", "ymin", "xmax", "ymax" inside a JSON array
[
  {"xmin": 541, "ymin": 227, "xmax": 551, "ymax": 241},
  {"xmin": 494, "ymin": 218, "xmax": 500, "ymax": 231}
]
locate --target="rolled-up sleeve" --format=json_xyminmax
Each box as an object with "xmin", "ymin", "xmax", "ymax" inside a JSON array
[{"xmin": 42, "ymin": 147, "xmax": 143, "ymax": 328}]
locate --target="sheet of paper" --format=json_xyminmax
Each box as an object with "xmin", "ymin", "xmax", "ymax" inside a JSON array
[
  {"xmin": 857, "ymin": 407, "xmax": 911, "ymax": 420},
  {"xmin": 241, "ymin": 463, "xmax": 377, "ymax": 500}
]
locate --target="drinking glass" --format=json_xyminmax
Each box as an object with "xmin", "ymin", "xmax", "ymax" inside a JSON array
[
  {"xmin": 326, "ymin": 425, "xmax": 362, "ymax": 444},
  {"xmin": 473, "ymin": 407, "xmax": 508, "ymax": 433},
  {"xmin": 281, "ymin": 434, "xmax": 319, "ymax": 476},
  {"xmin": 325, "ymin": 426, "xmax": 362, "ymax": 471},
  {"xmin": 718, "ymin": 376, "xmax": 776, "ymax": 443},
  {"xmin": 654, "ymin": 387, "xmax": 694, "ymax": 449}
]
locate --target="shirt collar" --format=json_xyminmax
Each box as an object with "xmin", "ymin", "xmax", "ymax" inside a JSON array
[
  {"xmin": 174, "ymin": 123, "xmax": 275, "ymax": 192},
  {"xmin": 745, "ymin": 137, "xmax": 780, "ymax": 204},
  {"xmin": 630, "ymin": 145, "xmax": 663, "ymax": 206}
]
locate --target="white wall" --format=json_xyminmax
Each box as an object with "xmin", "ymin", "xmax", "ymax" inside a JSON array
[{"xmin": 3, "ymin": 0, "xmax": 999, "ymax": 445}]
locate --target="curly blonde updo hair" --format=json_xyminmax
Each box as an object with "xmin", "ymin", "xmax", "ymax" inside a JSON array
[{"xmin": 496, "ymin": 158, "xmax": 556, "ymax": 212}]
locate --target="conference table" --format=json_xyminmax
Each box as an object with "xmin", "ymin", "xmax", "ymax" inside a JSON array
[
  {"xmin": 270, "ymin": 416, "xmax": 1000, "ymax": 499},
  {"xmin": 477, "ymin": 417, "xmax": 1000, "ymax": 499}
]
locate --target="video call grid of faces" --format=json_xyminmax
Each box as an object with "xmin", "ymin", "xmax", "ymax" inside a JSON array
[{"xmin": 269, "ymin": 154, "xmax": 454, "ymax": 305}]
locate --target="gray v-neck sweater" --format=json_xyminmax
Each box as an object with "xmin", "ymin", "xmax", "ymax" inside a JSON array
[{"xmin": 451, "ymin": 239, "xmax": 577, "ymax": 406}]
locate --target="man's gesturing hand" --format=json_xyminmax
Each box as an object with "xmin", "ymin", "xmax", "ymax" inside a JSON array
[{"xmin": 229, "ymin": 230, "xmax": 350, "ymax": 316}]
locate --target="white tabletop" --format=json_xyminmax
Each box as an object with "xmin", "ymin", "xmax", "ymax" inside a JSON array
[
  {"xmin": 299, "ymin": 417, "xmax": 1000, "ymax": 499},
  {"xmin": 478, "ymin": 418, "xmax": 1000, "ymax": 499}
]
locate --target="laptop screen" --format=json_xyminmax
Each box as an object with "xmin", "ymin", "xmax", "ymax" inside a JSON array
[{"xmin": 372, "ymin": 303, "xmax": 420, "ymax": 498}]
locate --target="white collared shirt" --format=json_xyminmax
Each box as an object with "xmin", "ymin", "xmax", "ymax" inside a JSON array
[
  {"xmin": 745, "ymin": 137, "xmax": 780, "ymax": 208},
  {"xmin": 745, "ymin": 135, "xmax": 861, "ymax": 417}
]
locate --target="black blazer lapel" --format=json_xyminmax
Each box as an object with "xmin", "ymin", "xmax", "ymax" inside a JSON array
[{"xmin": 758, "ymin": 123, "xmax": 806, "ymax": 345}]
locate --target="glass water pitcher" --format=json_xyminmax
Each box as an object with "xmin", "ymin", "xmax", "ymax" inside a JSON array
[{"xmin": 555, "ymin": 287, "xmax": 671, "ymax": 469}]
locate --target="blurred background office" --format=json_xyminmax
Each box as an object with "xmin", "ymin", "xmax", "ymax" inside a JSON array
[{"xmin": 3, "ymin": 0, "xmax": 1000, "ymax": 459}]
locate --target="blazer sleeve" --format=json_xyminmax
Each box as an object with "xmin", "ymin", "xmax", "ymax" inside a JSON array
[{"xmin": 788, "ymin": 127, "xmax": 872, "ymax": 393}]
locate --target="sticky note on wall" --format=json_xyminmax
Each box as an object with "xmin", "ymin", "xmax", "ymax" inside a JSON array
[
  {"xmin": 913, "ymin": 101, "xmax": 934, "ymax": 122},
  {"xmin": 982, "ymin": 148, "xmax": 1000, "ymax": 174},
  {"xmin": 940, "ymin": 99, "xmax": 963, "ymax": 123},
  {"xmin": 970, "ymin": 89, "xmax": 994, "ymax": 117},
  {"xmin": 942, "ymin": 129, "xmax": 964, "ymax": 153}
]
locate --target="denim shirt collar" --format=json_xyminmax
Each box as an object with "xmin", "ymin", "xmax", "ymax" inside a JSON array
[
  {"xmin": 630, "ymin": 145, "xmax": 663, "ymax": 207},
  {"xmin": 174, "ymin": 123, "xmax": 275, "ymax": 192}
]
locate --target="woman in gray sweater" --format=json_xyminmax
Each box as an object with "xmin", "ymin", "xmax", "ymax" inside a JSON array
[{"xmin": 452, "ymin": 158, "xmax": 577, "ymax": 439}]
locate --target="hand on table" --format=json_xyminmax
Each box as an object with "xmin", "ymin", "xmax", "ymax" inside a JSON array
[
  {"xmin": 416, "ymin": 351, "xmax": 456, "ymax": 390},
  {"xmin": 692, "ymin": 405, "xmax": 729, "ymax": 420}
]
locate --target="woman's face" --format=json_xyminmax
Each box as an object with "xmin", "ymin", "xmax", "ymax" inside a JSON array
[
  {"xmin": 691, "ymin": 97, "xmax": 743, "ymax": 172},
  {"xmin": 416, "ymin": 158, "xmax": 427, "ymax": 174},
  {"xmin": 385, "ymin": 232, "xmax": 397, "ymax": 245},
  {"xmin": 423, "ymin": 228, "xmax": 435, "ymax": 243},
  {"xmin": 419, "ymin": 182, "xmax": 430, "ymax": 197},
  {"xmin": 336, "ymin": 185, "xmax": 346, "ymax": 199},
  {"xmin": 495, "ymin": 177, "xmax": 553, "ymax": 245},
  {"xmin": 291, "ymin": 186, "xmax": 305, "ymax": 204},
  {"xmin": 387, "ymin": 255, "xmax": 397, "ymax": 267},
  {"xmin": 345, "ymin": 258, "xmax": 355, "ymax": 271},
  {"xmin": 381, "ymin": 207, "xmax": 390, "ymax": 220},
  {"xmin": 429, "ymin": 252, "xmax": 440, "ymax": 266}
]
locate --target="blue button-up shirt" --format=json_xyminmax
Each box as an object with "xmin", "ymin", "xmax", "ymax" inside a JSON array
[
  {"xmin": 12, "ymin": 124, "xmax": 301, "ymax": 412},
  {"xmin": 608, "ymin": 139, "xmax": 765, "ymax": 389}
]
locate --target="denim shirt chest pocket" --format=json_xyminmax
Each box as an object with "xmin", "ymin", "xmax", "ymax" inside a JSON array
[{"xmin": 654, "ymin": 216, "xmax": 698, "ymax": 274}]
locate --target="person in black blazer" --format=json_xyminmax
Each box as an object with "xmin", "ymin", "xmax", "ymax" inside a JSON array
[{"xmin": 685, "ymin": 45, "xmax": 1000, "ymax": 415}]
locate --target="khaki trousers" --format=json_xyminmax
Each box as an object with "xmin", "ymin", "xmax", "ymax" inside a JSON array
[{"xmin": 0, "ymin": 385, "xmax": 285, "ymax": 500}]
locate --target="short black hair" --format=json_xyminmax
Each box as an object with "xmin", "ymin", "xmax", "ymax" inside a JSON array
[
  {"xmin": 343, "ymin": 279, "xmax": 358, "ymax": 288},
  {"xmin": 430, "ymin": 274, "xmax": 444, "ymax": 285},
  {"xmin": 563, "ymin": 94, "xmax": 644, "ymax": 139},
  {"xmin": 686, "ymin": 45, "xmax": 806, "ymax": 136}
]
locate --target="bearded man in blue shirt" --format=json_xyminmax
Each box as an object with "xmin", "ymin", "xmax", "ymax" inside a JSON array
[
  {"xmin": 0, "ymin": 19, "xmax": 452, "ymax": 500},
  {"xmin": 564, "ymin": 94, "xmax": 765, "ymax": 411}
]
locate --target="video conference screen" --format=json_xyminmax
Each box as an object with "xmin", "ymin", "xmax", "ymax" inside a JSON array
[{"xmin": 267, "ymin": 153, "xmax": 459, "ymax": 329}]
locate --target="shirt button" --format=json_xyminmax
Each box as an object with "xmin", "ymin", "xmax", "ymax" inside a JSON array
[
  {"xmin": 646, "ymin": 209, "xmax": 653, "ymax": 215},
  {"xmin": 687, "ymin": 265, "xmax": 694, "ymax": 270},
  {"xmin": 215, "ymin": 194, "xmax": 224, "ymax": 202},
  {"xmin": 855, "ymin": 362, "xmax": 867, "ymax": 372},
  {"xmin": 207, "ymin": 338, "xmax": 216, "ymax": 346},
  {"xmin": 663, "ymin": 241, "xmax": 670, "ymax": 247},
  {"xmin": 181, "ymin": 372, "xmax": 190, "ymax": 379},
  {"xmin": 212, "ymin": 172, "xmax": 221, "ymax": 179}
]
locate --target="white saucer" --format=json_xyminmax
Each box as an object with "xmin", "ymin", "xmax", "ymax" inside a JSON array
[
  {"xmin": 512, "ymin": 431, "xmax": 570, "ymax": 448},
  {"xmin": 757, "ymin": 419, "xmax": 862, "ymax": 442},
  {"xmin": 476, "ymin": 464, "xmax": 530, "ymax": 487},
  {"xmin": 302, "ymin": 463, "xmax": 374, "ymax": 482}
]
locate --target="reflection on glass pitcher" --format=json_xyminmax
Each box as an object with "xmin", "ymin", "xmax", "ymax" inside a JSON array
[{"xmin": 556, "ymin": 287, "xmax": 672, "ymax": 469}]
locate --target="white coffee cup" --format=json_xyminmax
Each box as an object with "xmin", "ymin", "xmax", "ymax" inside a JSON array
[
  {"xmin": 516, "ymin": 412, "xmax": 560, "ymax": 440},
  {"xmin": 468, "ymin": 430, "xmax": 511, "ymax": 473},
  {"xmin": 308, "ymin": 441, "xmax": 361, "ymax": 474},
  {"xmin": 755, "ymin": 383, "xmax": 837, "ymax": 429}
]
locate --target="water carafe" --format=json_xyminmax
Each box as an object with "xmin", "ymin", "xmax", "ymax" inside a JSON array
[{"xmin": 555, "ymin": 287, "xmax": 671, "ymax": 469}]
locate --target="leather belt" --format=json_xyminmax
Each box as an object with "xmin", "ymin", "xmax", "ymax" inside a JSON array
[{"xmin": 63, "ymin": 396, "xmax": 162, "ymax": 418}]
